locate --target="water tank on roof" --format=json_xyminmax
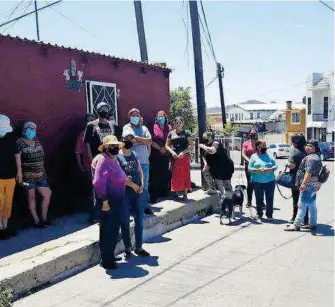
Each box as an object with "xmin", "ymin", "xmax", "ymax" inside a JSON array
[{"xmin": 312, "ymin": 73, "xmax": 323, "ymax": 86}]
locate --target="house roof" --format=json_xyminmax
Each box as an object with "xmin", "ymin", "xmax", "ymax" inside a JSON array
[
  {"xmin": 0, "ymin": 34, "xmax": 171, "ymax": 72},
  {"xmin": 236, "ymin": 103, "xmax": 305, "ymax": 111}
]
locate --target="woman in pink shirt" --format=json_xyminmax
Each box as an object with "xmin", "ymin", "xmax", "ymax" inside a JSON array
[{"xmin": 242, "ymin": 129, "xmax": 257, "ymax": 207}]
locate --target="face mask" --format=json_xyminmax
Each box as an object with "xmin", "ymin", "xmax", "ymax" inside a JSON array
[
  {"xmin": 25, "ymin": 129, "xmax": 36, "ymax": 139},
  {"xmin": 124, "ymin": 140, "xmax": 133, "ymax": 149},
  {"xmin": 260, "ymin": 147, "xmax": 267, "ymax": 154},
  {"xmin": 250, "ymin": 134, "xmax": 257, "ymax": 140},
  {"xmin": 130, "ymin": 116, "xmax": 140, "ymax": 125},
  {"xmin": 107, "ymin": 147, "xmax": 119, "ymax": 156},
  {"xmin": 157, "ymin": 116, "xmax": 165, "ymax": 125},
  {"xmin": 97, "ymin": 107, "xmax": 110, "ymax": 119}
]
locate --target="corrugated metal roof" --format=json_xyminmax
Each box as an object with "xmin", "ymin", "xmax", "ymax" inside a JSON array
[{"xmin": 0, "ymin": 34, "xmax": 172, "ymax": 72}]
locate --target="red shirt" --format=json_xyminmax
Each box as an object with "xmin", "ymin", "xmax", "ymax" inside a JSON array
[
  {"xmin": 242, "ymin": 139, "xmax": 256, "ymax": 159},
  {"xmin": 75, "ymin": 131, "xmax": 91, "ymax": 172}
]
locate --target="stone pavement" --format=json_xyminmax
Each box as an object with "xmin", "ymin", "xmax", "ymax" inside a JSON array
[{"xmin": 14, "ymin": 161, "xmax": 334, "ymax": 307}]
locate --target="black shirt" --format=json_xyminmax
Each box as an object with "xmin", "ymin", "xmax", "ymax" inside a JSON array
[
  {"xmin": 203, "ymin": 141, "xmax": 234, "ymax": 180},
  {"xmin": 288, "ymin": 147, "xmax": 307, "ymax": 177},
  {"xmin": 167, "ymin": 129, "xmax": 191, "ymax": 155},
  {"xmin": 0, "ymin": 134, "xmax": 18, "ymax": 179},
  {"xmin": 84, "ymin": 120, "xmax": 121, "ymax": 157}
]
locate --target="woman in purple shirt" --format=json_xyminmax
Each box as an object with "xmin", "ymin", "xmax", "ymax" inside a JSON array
[{"xmin": 92, "ymin": 135, "xmax": 127, "ymax": 270}]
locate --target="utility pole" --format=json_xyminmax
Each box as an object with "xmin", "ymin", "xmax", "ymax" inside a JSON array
[
  {"xmin": 217, "ymin": 63, "xmax": 226, "ymax": 128},
  {"xmin": 189, "ymin": 0, "xmax": 207, "ymax": 187},
  {"xmin": 133, "ymin": 0, "xmax": 148, "ymax": 62},
  {"xmin": 34, "ymin": 0, "xmax": 40, "ymax": 41}
]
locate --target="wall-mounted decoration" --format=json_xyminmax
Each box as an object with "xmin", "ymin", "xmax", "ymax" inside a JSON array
[{"xmin": 63, "ymin": 59, "xmax": 83, "ymax": 92}]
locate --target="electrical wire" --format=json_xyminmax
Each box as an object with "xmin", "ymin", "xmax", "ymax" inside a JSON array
[
  {"xmin": 205, "ymin": 75, "xmax": 218, "ymax": 88},
  {"xmin": 0, "ymin": 0, "xmax": 26, "ymax": 34},
  {"xmin": 45, "ymin": 0, "xmax": 104, "ymax": 43},
  {"xmin": 199, "ymin": 0, "xmax": 217, "ymax": 64},
  {"xmin": 181, "ymin": 0, "xmax": 190, "ymax": 69},
  {"xmin": 319, "ymin": 0, "xmax": 334, "ymax": 11}
]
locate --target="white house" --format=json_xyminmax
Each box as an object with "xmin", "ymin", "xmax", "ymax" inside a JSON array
[
  {"xmin": 306, "ymin": 70, "xmax": 334, "ymax": 142},
  {"xmin": 225, "ymin": 103, "xmax": 305, "ymax": 124}
]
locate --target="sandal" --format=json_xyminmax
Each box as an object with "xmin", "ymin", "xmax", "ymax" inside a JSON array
[{"xmin": 284, "ymin": 224, "xmax": 300, "ymax": 231}]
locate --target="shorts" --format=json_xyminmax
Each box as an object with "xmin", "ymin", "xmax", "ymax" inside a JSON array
[
  {"xmin": 0, "ymin": 178, "xmax": 16, "ymax": 219},
  {"xmin": 23, "ymin": 179, "xmax": 50, "ymax": 190}
]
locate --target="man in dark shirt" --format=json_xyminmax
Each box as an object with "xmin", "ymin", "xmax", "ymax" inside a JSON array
[
  {"xmin": 0, "ymin": 115, "xmax": 21, "ymax": 239},
  {"xmin": 84, "ymin": 102, "xmax": 122, "ymax": 160},
  {"xmin": 199, "ymin": 131, "xmax": 234, "ymax": 197},
  {"xmin": 286, "ymin": 133, "xmax": 308, "ymax": 224}
]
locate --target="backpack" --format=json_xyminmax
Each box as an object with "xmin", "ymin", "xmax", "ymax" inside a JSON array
[{"xmin": 318, "ymin": 165, "xmax": 330, "ymax": 184}]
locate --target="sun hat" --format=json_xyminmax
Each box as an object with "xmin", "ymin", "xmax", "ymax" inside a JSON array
[
  {"xmin": 0, "ymin": 114, "xmax": 13, "ymax": 135},
  {"xmin": 98, "ymin": 135, "xmax": 124, "ymax": 152}
]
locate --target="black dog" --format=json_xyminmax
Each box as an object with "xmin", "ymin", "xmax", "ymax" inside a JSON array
[{"xmin": 220, "ymin": 185, "xmax": 246, "ymax": 224}]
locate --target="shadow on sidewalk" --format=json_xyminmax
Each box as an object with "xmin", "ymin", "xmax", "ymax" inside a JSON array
[
  {"xmin": 311, "ymin": 224, "xmax": 334, "ymax": 237},
  {"xmin": 0, "ymin": 213, "xmax": 91, "ymax": 258},
  {"xmin": 107, "ymin": 255, "xmax": 159, "ymax": 279}
]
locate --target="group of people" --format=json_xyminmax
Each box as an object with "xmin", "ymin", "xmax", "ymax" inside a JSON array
[
  {"xmin": 241, "ymin": 129, "xmax": 323, "ymax": 231},
  {"xmin": 0, "ymin": 104, "xmax": 326, "ymax": 268}
]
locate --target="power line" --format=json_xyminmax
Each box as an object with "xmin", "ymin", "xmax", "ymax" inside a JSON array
[
  {"xmin": 205, "ymin": 75, "xmax": 218, "ymax": 88},
  {"xmin": 0, "ymin": 0, "xmax": 25, "ymax": 33},
  {"xmin": 319, "ymin": 0, "xmax": 334, "ymax": 11},
  {"xmin": 45, "ymin": 0, "xmax": 104, "ymax": 42},
  {"xmin": 199, "ymin": 0, "xmax": 217, "ymax": 64}
]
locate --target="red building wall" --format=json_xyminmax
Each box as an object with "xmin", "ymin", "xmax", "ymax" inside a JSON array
[{"xmin": 0, "ymin": 36, "xmax": 170, "ymax": 212}]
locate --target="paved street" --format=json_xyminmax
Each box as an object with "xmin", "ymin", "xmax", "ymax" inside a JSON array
[{"xmin": 15, "ymin": 160, "xmax": 334, "ymax": 307}]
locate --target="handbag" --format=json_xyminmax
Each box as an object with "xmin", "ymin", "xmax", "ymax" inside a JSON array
[{"xmin": 276, "ymin": 167, "xmax": 295, "ymax": 189}]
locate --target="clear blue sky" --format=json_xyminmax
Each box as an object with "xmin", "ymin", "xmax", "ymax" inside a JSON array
[{"xmin": 1, "ymin": 0, "xmax": 334, "ymax": 107}]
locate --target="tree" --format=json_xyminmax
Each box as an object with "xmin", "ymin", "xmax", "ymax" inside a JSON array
[
  {"xmin": 170, "ymin": 87, "xmax": 197, "ymax": 132},
  {"xmin": 221, "ymin": 123, "xmax": 238, "ymax": 136}
]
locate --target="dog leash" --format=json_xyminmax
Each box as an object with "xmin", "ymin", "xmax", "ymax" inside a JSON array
[{"xmin": 276, "ymin": 183, "xmax": 292, "ymax": 200}]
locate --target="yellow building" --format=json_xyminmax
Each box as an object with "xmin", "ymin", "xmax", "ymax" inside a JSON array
[{"xmin": 285, "ymin": 101, "xmax": 306, "ymax": 144}]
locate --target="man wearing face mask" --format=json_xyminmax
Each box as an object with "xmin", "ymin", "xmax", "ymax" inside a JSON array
[
  {"xmin": 84, "ymin": 102, "xmax": 121, "ymax": 161},
  {"xmin": 122, "ymin": 108, "xmax": 153, "ymax": 215},
  {"xmin": 117, "ymin": 133, "xmax": 150, "ymax": 257},
  {"xmin": 199, "ymin": 131, "xmax": 234, "ymax": 197}
]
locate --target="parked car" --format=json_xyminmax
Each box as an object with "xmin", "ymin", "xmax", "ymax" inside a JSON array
[
  {"xmin": 319, "ymin": 142, "xmax": 334, "ymax": 161},
  {"xmin": 267, "ymin": 143, "xmax": 291, "ymax": 159}
]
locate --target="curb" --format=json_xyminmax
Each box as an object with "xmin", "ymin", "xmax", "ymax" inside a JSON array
[{"xmin": 0, "ymin": 190, "xmax": 221, "ymax": 300}]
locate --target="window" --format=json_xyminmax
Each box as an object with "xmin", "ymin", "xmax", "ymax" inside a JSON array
[
  {"xmin": 291, "ymin": 112, "xmax": 301, "ymax": 124},
  {"xmin": 241, "ymin": 113, "xmax": 244, "ymax": 120},
  {"xmin": 250, "ymin": 113, "xmax": 254, "ymax": 120},
  {"xmin": 324, "ymin": 97, "xmax": 329, "ymax": 119},
  {"xmin": 235, "ymin": 113, "xmax": 238, "ymax": 120},
  {"xmin": 226, "ymin": 113, "xmax": 229, "ymax": 118},
  {"xmin": 257, "ymin": 112, "xmax": 261, "ymax": 119},
  {"xmin": 307, "ymin": 97, "xmax": 311, "ymax": 115},
  {"xmin": 238, "ymin": 114, "xmax": 241, "ymax": 121},
  {"xmin": 269, "ymin": 144, "xmax": 276, "ymax": 149}
]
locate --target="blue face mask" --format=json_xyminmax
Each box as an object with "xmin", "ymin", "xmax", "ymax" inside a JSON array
[
  {"xmin": 25, "ymin": 129, "xmax": 36, "ymax": 139},
  {"xmin": 130, "ymin": 116, "xmax": 140, "ymax": 126},
  {"xmin": 157, "ymin": 116, "xmax": 165, "ymax": 125}
]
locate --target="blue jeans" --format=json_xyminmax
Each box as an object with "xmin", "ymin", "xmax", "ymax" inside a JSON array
[
  {"xmin": 121, "ymin": 192, "xmax": 144, "ymax": 249},
  {"xmin": 253, "ymin": 180, "xmax": 275, "ymax": 218},
  {"xmin": 295, "ymin": 185, "xmax": 317, "ymax": 227},
  {"xmin": 99, "ymin": 197, "xmax": 130, "ymax": 264},
  {"xmin": 140, "ymin": 164, "xmax": 150, "ymax": 211}
]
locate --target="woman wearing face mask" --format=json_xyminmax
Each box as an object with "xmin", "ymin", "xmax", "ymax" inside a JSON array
[
  {"xmin": 248, "ymin": 140, "xmax": 277, "ymax": 221},
  {"xmin": 117, "ymin": 134, "xmax": 150, "ymax": 257},
  {"xmin": 150, "ymin": 111, "xmax": 172, "ymax": 203},
  {"xmin": 165, "ymin": 117, "xmax": 194, "ymax": 200},
  {"xmin": 285, "ymin": 140, "xmax": 322, "ymax": 232},
  {"xmin": 242, "ymin": 129, "xmax": 257, "ymax": 208},
  {"xmin": 92, "ymin": 135, "xmax": 128, "ymax": 270},
  {"xmin": 285, "ymin": 134, "xmax": 309, "ymax": 224},
  {"xmin": 17, "ymin": 122, "xmax": 52, "ymax": 228}
]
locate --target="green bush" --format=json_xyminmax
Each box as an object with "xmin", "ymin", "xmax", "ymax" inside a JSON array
[{"xmin": 0, "ymin": 287, "xmax": 13, "ymax": 307}]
